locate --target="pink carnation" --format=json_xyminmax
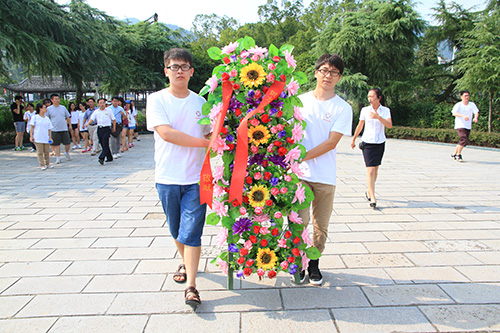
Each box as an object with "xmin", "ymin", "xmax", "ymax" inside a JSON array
[
  {"xmin": 276, "ymin": 124, "xmax": 284, "ymax": 131},
  {"xmin": 213, "ymin": 199, "xmax": 228, "ymax": 217},
  {"xmin": 252, "ymin": 213, "xmax": 270, "ymax": 223},
  {"xmin": 284, "ymin": 175, "xmax": 292, "ymax": 182},
  {"xmin": 212, "ymin": 135, "xmax": 229, "ymax": 155},
  {"xmin": 284, "ymin": 146, "xmax": 301, "ymax": 164},
  {"xmin": 271, "ymin": 187, "xmax": 279, "ymax": 196},
  {"xmin": 268, "ymin": 63, "xmax": 276, "ymax": 71},
  {"xmin": 254, "ymin": 206, "xmax": 263, "ymax": 214},
  {"xmin": 251, "ymin": 145, "xmax": 259, "ymax": 154},
  {"xmin": 285, "ymin": 78, "xmax": 300, "ymax": 96},
  {"xmin": 294, "ymin": 106, "xmax": 304, "ymax": 121},
  {"xmin": 216, "ymin": 227, "xmax": 228, "ymax": 246},
  {"xmin": 270, "ymin": 126, "xmax": 278, "ymax": 134},
  {"xmin": 260, "ymin": 227, "xmax": 270, "ymax": 235},
  {"xmin": 292, "ymin": 183, "xmax": 306, "ymax": 204},
  {"xmin": 267, "ymin": 145, "xmax": 274, "ymax": 153},
  {"xmin": 230, "ymin": 69, "xmax": 238, "ymax": 77},
  {"xmin": 206, "ymin": 75, "xmax": 218, "ymax": 94},
  {"xmin": 254, "ymin": 172, "xmax": 262, "ymax": 180},
  {"xmin": 284, "ymin": 50, "xmax": 297, "ymax": 69},
  {"xmin": 288, "ymin": 211, "xmax": 303, "ymax": 224},
  {"xmin": 239, "ymin": 207, "xmax": 247, "ymax": 215},
  {"xmin": 240, "ymin": 50, "xmax": 250, "ymax": 58},
  {"xmin": 257, "ymin": 268, "xmax": 265, "ymax": 277},
  {"xmin": 274, "ymin": 211, "xmax": 282, "ymax": 219},
  {"xmin": 291, "ymin": 123, "xmax": 304, "ymax": 142},
  {"xmin": 250, "ymin": 118, "xmax": 260, "ymax": 126},
  {"xmin": 278, "ymin": 238, "xmax": 287, "ymax": 248},
  {"xmin": 280, "ymin": 187, "xmax": 288, "ymax": 194},
  {"xmin": 221, "ymin": 41, "xmax": 239, "ymax": 55},
  {"xmin": 290, "ymin": 161, "xmax": 304, "ymax": 177},
  {"xmin": 240, "ymin": 58, "xmax": 249, "ymax": 65},
  {"xmin": 280, "ymin": 261, "xmax": 289, "ymax": 270},
  {"xmin": 251, "ymin": 54, "xmax": 260, "ymax": 62},
  {"xmin": 217, "ymin": 257, "xmax": 229, "ymax": 275},
  {"xmin": 266, "ymin": 73, "xmax": 275, "ymax": 83},
  {"xmin": 244, "ymin": 240, "xmax": 253, "ymax": 250}
]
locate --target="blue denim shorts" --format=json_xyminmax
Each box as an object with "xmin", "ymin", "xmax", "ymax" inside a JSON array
[{"xmin": 155, "ymin": 183, "xmax": 207, "ymax": 247}]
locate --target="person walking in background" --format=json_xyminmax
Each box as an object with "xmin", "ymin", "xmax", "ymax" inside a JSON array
[
  {"xmin": 84, "ymin": 97, "xmax": 100, "ymax": 156},
  {"xmin": 120, "ymin": 101, "xmax": 131, "ymax": 153},
  {"xmin": 126, "ymin": 100, "xmax": 138, "ymax": 148},
  {"xmin": 451, "ymin": 90, "xmax": 479, "ymax": 162},
  {"xmin": 297, "ymin": 53, "xmax": 353, "ymax": 285},
  {"xmin": 351, "ymin": 88, "xmax": 393, "ymax": 209},
  {"xmin": 46, "ymin": 94, "xmax": 72, "ymax": 164},
  {"xmin": 30, "ymin": 103, "xmax": 53, "ymax": 170},
  {"xmin": 11, "ymin": 95, "xmax": 26, "ymax": 151},
  {"xmin": 78, "ymin": 101, "xmax": 90, "ymax": 152},
  {"xmin": 68, "ymin": 102, "xmax": 81, "ymax": 149},
  {"xmin": 23, "ymin": 103, "xmax": 36, "ymax": 152},
  {"xmin": 108, "ymin": 96, "xmax": 125, "ymax": 159},
  {"xmin": 131, "ymin": 100, "xmax": 140, "ymax": 141},
  {"xmin": 86, "ymin": 98, "xmax": 116, "ymax": 165}
]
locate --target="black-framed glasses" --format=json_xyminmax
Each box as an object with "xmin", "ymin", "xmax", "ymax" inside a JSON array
[
  {"xmin": 317, "ymin": 68, "xmax": 341, "ymax": 77},
  {"xmin": 167, "ymin": 64, "xmax": 192, "ymax": 72}
]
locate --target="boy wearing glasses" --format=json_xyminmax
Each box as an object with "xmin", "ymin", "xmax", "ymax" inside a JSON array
[
  {"xmin": 146, "ymin": 48, "xmax": 210, "ymax": 309},
  {"xmin": 297, "ymin": 53, "xmax": 353, "ymax": 285}
]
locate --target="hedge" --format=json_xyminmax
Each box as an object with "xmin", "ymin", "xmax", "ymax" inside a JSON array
[{"xmin": 386, "ymin": 126, "xmax": 500, "ymax": 149}]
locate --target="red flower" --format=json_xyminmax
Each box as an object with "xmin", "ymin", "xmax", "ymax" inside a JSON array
[
  {"xmin": 246, "ymin": 259, "xmax": 254, "ymax": 266},
  {"xmin": 286, "ymin": 137, "xmax": 294, "ymax": 144},
  {"xmin": 268, "ymin": 270, "xmax": 277, "ymax": 279},
  {"xmin": 271, "ymin": 228, "xmax": 279, "ymax": 236},
  {"xmin": 284, "ymin": 231, "xmax": 292, "ymax": 239},
  {"xmin": 253, "ymin": 225, "xmax": 260, "ymax": 234},
  {"xmin": 262, "ymin": 86, "xmax": 269, "ymax": 93},
  {"xmin": 239, "ymin": 248, "xmax": 248, "ymax": 256},
  {"xmin": 233, "ymin": 83, "xmax": 240, "ymax": 90},
  {"xmin": 235, "ymin": 108, "xmax": 242, "ymax": 116},
  {"xmin": 223, "ymin": 57, "xmax": 231, "ymax": 64},
  {"xmin": 265, "ymin": 199, "xmax": 273, "ymax": 206},
  {"xmin": 276, "ymin": 110, "xmax": 283, "ymax": 117},
  {"xmin": 242, "ymin": 196, "xmax": 249, "ymax": 203},
  {"xmin": 261, "ymin": 114, "xmax": 270, "ymax": 123},
  {"xmin": 274, "ymin": 141, "xmax": 282, "ymax": 147},
  {"xmin": 264, "ymin": 172, "xmax": 272, "ymax": 180},
  {"xmin": 288, "ymin": 256, "xmax": 296, "ymax": 263},
  {"xmin": 260, "ymin": 239, "xmax": 268, "ymax": 247},
  {"xmin": 278, "ymin": 147, "xmax": 288, "ymax": 156},
  {"xmin": 221, "ymin": 127, "xmax": 228, "ymax": 135},
  {"xmin": 273, "ymin": 56, "xmax": 280, "ymax": 62},
  {"xmin": 262, "ymin": 161, "xmax": 268, "ymax": 167},
  {"xmin": 232, "ymin": 199, "xmax": 240, "ymax": 207},
  {"xmin": 237, "ymin": 256, "xmax": 245, "ymax": 265},
  {"xmin": 249, "ymin": 235, "xmax": 257, "ymax": 243},
  {"xmin": 254, "ymin": 90, "xmax": 262, "ymax": 99},
  {"xmin": 228, "ymin": 144, "xmax": 235, "ymax": 150},
  {"xmin": 246, "ymin": 177, "xmax": 252, "ymax": 184},
  {"xmin": 243, "ymin": 267, "xmax": 252, "ymax": 276},
  {"xmin": 221, "ymin": 72, "xmax": 230, "ymax": 80},
  {"xmin": 293, "ymin": 237, "xmax": 301, "ymax": 244},
  {"xmin": 291, "ymin": 248, "xmax": 300, "ymax": 256},
  {"xmin": 280, "ymin": 74, "xmax": 286, "ymax": 81}
]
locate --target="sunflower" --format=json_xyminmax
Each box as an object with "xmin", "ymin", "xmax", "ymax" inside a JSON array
[
  {"xmin": 248, "ymin": 184, "xmax": 270, "ymax": 207},
  {"xmin": 248, "ymin": 125, "xmax": 271, "ymax": 146},
  {"xmin": 256, "ymin": 248, "xmax": 278, "ymax": 270},
  {"xmin": 240, "ymin": 63, "xmax": 266, "ymax": 87}
]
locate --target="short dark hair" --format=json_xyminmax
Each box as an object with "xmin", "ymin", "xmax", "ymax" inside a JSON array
[
  {"xmin": 97, "ymin": 97, "xmax": 106, "ymax": 103},
  {"xmin": 14, "ymin": 95, "xmax": 23, "ymax": 101},
  {"xmin": 28, "ymin": 103, "xmax": 34, "ymax": 108},
  {"xmin": 35, "ymin": 103, "xmax": 44, "ymax": 114},
  {"xmin": 112, "ymin": 96, "xmax": 120, "ymax": 101},
  {"xmin": 87, "ymin": 97, "xmax": 96, "ymax": 103},
  {"xmin": 460, "ymin": 90, "xmax": 470, "ymax": 96},
  {"xmin": 164, "ymin": 48, "xmax": 193, "ymax": 68},
  {"xmin": 43, "ymin": 98, "xmax": 51, "ymax": 105},
  {"xmin": 315, "ymin": 53, "xmax": 345, "ymax": 75},
  {"xmin": 50, "ymin": 93, "xmax": 59, "ymax": 99}
]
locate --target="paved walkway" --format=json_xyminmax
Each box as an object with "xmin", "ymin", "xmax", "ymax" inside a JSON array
[{"xmin": 0, "ymin": 136, "xmax": 499, "ymax": 332}]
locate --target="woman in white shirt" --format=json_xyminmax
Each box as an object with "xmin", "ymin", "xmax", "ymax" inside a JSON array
[
  {"xmin": 351, "ymin": 88, "xmax": 393, "ymax": 208},
  {"xmin": 69, "ymin": 102, "xmax": 81, "ymax": 149},
  {"xmin": 30, "ymin": 103, "xmax": 54, "ymax": 170}
]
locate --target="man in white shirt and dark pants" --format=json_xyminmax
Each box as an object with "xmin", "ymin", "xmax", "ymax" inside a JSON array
[
  {"xmin": 451, "ymin": 90, "xmax": 479, "ymax": 162},
  {"xmin": 86, "ymin": 98, "xmax": 116, "ymax": 165}
]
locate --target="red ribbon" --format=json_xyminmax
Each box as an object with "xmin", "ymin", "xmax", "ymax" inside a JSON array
[
  {"xmin": 228, "ymin": 79, "xmax": 286, "ymax": 204},
  {"xmin": 200, "ymin": 80, "xmax": 233, "ymax": 208}
]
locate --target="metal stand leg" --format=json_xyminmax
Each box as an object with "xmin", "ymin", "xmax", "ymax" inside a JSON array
[{"xmin": 227, "ymin": 252, "xmax": 234, "ymax": 290}]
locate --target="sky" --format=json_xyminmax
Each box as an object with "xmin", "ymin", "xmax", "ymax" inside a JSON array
[{"xmin": 57, "ymin": 0, "xmax": 487, "ymax": 30}]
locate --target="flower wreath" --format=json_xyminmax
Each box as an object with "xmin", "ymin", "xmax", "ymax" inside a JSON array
[{"xmin": 198, "ymin": 36, "xmax": 320, "ymax": 281}]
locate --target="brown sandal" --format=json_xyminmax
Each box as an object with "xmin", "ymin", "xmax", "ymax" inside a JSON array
[
  {"xmin": 185, "ymin": 286, "xmax": 201, "ymax": 309},
  {"xmin": 173, "ymin": 264, "xmax": 186, "ymax": 283}
]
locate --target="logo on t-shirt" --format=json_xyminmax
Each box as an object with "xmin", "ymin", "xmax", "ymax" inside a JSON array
[
  {"xmin": 195, "ymin": 110, "xmax": 203, "ymax": 120},
  {"xmin": 323, "ymin": 112, "xmax": 332, "ymax": 122}
]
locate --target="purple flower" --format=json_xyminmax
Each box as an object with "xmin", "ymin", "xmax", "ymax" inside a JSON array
[
  {"xmin": 280, "ymin": 91, "xmax": 287, "ymax": 99},
  {"xmin": 270, "ymin": 177, "xmax": 279, "ymax": 186},
  {"xmin": 278, "ymin": 130, "xmax": 286, "ymax": 138},
  {"xmin": 228, "ymin": 243, "xmax": 239, "ymax": 253},
  {"xmin": 229, "ymin": 97, "xmax": 243, "ymax": 110},
  {"xmin": 230, "ymin": 55, "xmax": 237, "ymax": 62},
  {"xmin": 270, "ymin": 100, "xmax": 284, "ymax": 108},
  {"xmin": 236, "ymin": 270, "xmax": 244, "ymax": 278},
  {"xmin": 226, "ymin": 134, "xmax": 234, "ymax": 142},
  {"xmin": 232, "ymin": 217, "xmax": 252, "ymax": 235},
  {"xmin": 268, "ymin": 155, "xmax": 287, "ymax": 168},
  {"xmin": 270, "ymin": 108, "xmax": 278, "ymax": 115},
  {"xmin": 248, "ymin": 153, "xmax": 265, "ymax": 166},
  {"xmin": 289, "ymin": 264, "xmax": 298, "ymax": 275},
  {"xmin": 248, "ymin": 90, "xmax": 255, "ymax": 98}
]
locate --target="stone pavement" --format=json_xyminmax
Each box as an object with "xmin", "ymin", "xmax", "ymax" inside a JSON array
[{"xmin": 0, "ymin": 136, "xmax": 499, "ymax": 333}]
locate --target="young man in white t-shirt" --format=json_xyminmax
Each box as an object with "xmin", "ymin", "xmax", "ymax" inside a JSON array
[
  {"xmin": 451, "ymin": 90, "xmax": 479, "ymax": 162},
  {"xmin": 146, "ymin": 48, "xmax": 210, "ymax": 309},
  {"xmin": 297, "ymin": 53, "xmax": 353, "ymax": 285}
]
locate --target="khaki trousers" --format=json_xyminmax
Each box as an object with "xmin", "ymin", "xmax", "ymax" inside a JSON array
[
  {"xmin": 298, "ymin": 180, "xmax": 336, "ymax": 254},
  {"xmin": 34, "ymin": 142, "xmax": 50, "ymax": 166}
]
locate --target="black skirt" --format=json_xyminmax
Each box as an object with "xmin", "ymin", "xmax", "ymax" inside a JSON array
[{"xmin": 361, "ymin": 142, "xmax": 385, "ymax": 167}]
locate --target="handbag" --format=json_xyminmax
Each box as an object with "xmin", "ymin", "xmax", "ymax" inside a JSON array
[
  {"xmin": 122, "ymin": 112, "xmax": 129, "ymax": 127},
  {"xmin": 111, "ymin": 123, "xmax": 122, "ymax": 137}
]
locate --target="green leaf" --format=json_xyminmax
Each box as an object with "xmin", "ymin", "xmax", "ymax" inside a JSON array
[
  {"xmin": 206, "ymin": 212, "xmax": 221, "ymax": 225},
  {"xmin": 221, "ymin": 216, "xmax": 234, "ymax": 229},
  {"xmin": 229, "ymin": 206, "xmax": 240, "ymax": 219},
  {"xmin": 282, "ymin": 98, "xmax": 294, "ymax": 118},
  {"xmin": 269, "ymin": 44, "xmax": 279, "ymax": 57},
  {"xmin": 202, "ymin": 101, "xmax": 214, "ymax": 116},
  {"xmin": 199, "ymin": 85, "xmax": 209, "ymax": 96},
  {"xmin": 305, "ymin": 247, "xmax": 321, "ymax": 260},
  {"xmin": 279, "ymin": 44, "xmax": 294, "ymax": 54},
  {"xmin": 298, "ymin": 144, "xmax": 306, "ymax": 160},
  {"xmin": 292, "ymin": 71, "xmax": 308, "ymax": 85},
  {"xmin": 235, "ymin": 93, "xmax": 247, "ymax": 104},
  {"xmin": 290, "ymin": 95, "xmax": 303, "ymax": 107},
  {"xmin": 212, "ymin": 65, "xmax": 226, "ymax": 76},
  {"xmin": 208, "ymin": 47, "xmax": 222, "ymax": 60},
  {"xmin": 242, "ymin": 36, "xmax": 256, "ymax": 49},
  {"xmin": 197, "ymin": 117, "xmax": 211, "ymax": 125}
]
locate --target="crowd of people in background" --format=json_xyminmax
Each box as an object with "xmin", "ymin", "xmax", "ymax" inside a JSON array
[{"xmin": 10, "ymin": 94, "xmax": 140, "ymax": 170}]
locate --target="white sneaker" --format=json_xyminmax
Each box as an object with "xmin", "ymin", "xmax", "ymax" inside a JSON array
[
  {"xmin": 47, "ymin": 164, "xmax": 54, "ymax": 169},
  {"xmin": 116, "ymin": 153, "xmax": 122, "ymax": 158},
  {"xmin": 41, "ymin": 166, "xmax": 47, "ymax": 170},
  {"xmin": 64, "ymin": 152, "xmax": 72, "ymax": 161},
  {"xmin": 30, "ymin": 148, "xmax": 36, "ymax": 152},
  {"xmin": 77, "ymin": 144, "xmax": 82, "ymax": 149},
  {"xmin": 72, "ymin": 145, "xmax": 77, "ymax": 150},
  {"xmin": 55, "ymin": 157, "xmax": 61, "ymax": 164},
  {"xmin": 113, "ymin": 154, "xmax": 118, "ymax": 159}
]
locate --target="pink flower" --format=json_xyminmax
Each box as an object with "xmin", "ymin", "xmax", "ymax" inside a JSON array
[
  {"xmin": 213, "ymin": 199, "xmax": 228, "ymax": 217},
  {"xmin": 289, "ymin": 161, "xmax": 304, "ymax": 177},
  {"xmin": 280, "ymin": 261, "xmax": 289, "ymax": 270},
  {"xmin": 240, "ymin": 58, "xmax": 249, "ymax": 65},
  {"xmin": 301, "ymin": 250, "xmax": 310, "ymax": 271},
  {"xmin": 230, "ymin": 69, "xmax": 238, "ymax": 77},
  {"xmin": 254, "ymin": 172, "xmax": 262, "ymax": 180},
  {"xmin": 212, "ymin": 135, "xmax": 229, "ymax": 155},
  {"xmin": 276, "ymin": 124, "xmax": 284, "ymax": 131},
  {"xmin": 302, "ymin": 228, "xmax": 313, "ymax": 246},
  {"xmin": 244, "ymin": 240, "xmax": 253, "ymax": 250},
  {"xmin": 274, "ymin": 211, "xmax": 282, "ymax": 219},
  {"xmin": 266, "ymin": 73, "xmax": 275, "ymax": 83},
  {"xmin": 213, "ymin": 165, "xmax": 224, "ymax": 183},
  {"xmin": 251, "ymin": 145, "xmax": 259, "ymax": 154},
  {"xmin": 280, "ymin": 187, "xmax": 288, "ymax": 194},
  {"xmin": 240, "ymin": 50, "xmax": 250, "ymax": 58},
  {"xmin": 257, "ymin": 268, "xmax": 265, "ymax": 277},
  {"xmin": 292, "ymin": 183, "xmax": 306, "ymax": 204},
  {"xmin": 284, "ymin": 146, "xmax": 301, "ymax": 164},
  {"xmin": 209, "ymin": 102, "xmax": 223, "ymax": 128},
  {"xmin": 252, "ymin": 213, "xmax": 270, "ymax": 223},
  {"xmin": 288, "ymin": 211, "xmax": 303, "ymax": 224},
  {"xmin": 250, "ymin": 118, "xmax": 259, "ymax": 126},
  {"xmin": 270, "ymin": 126, "xmax": 278, "ymax": 134},
  {"xmin": 239, "ymin": 207, "xmax": 247, "ymax": 215},
  {"xmin": 291, "ymin": 123, "xmax": 303, "ymax": 142},
  {"xmin": 294, "ymin": 106, "xmax": 304, "ymax": 121},
  {"xmin": 278, "ymin": 238, "xmax": 287, "ymax": 248},
  {"xmin": 268, "ymin": 63, "xmax": 276, "ymax": 71},
  {"xmin": 221, "ymin": 41, "xmax": 239, "ymax": 55},
  {"xmin": 251, "ymin": 54, "xmax": 260, "ymax": 62},
  {"xmin": 254, "ymin": 206, "xmax": 263, "ymax": 214},
  {"xmin": 213, "ymin": 184, "xmax": 225, "ymax": 198},
  {"xmin": 216, "ymin": 227, "xmax": 228, "ymax": 246},
  {"xmin": 217, "ymin": 258, "xmax": 229, "ymax": 275},
  {"xmin": 267, "ymin": 145, "xmax": 274, "ymax": 153},
  {"xmin": 285, "ymin": 78, "xmax": 300, "ymax": 96},
  {"xmin": 248, "ymin": 46, "xmax": 268, "ymax": 59},
  {"xmin": 284, "ymin": 175, "xmax": 292, "ymax": 182},
  {"xmin": 284, "ymin": 50, "xmax": 297, "ymax": 69},
  {"xmin": 271, "ymin": 187, "xmax": 279, "ymax": 196},
  {"xmin": 206, "ymin": 75, "xmax": 218, "ymax": 93},
  {"xmin": 260, "ymin": 227, "xmax": 270, "ymax": 235}
]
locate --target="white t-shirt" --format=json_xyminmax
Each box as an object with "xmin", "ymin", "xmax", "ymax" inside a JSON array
[
  {"xmin": 452, "ymin": 102, "xmax": 479, "ymax": 129},
  {"xmin": 70, "ymin": 110, "xmax": 79, "ymax": 124},
  {"xmin": 128, "ymin": 109, "xmax": 137, "ymax": 127},
  {"xmin": 360, "ymin": 105, "xmax": 391, "ymax": 144},
  {"xmin": 146, "ymin": 89, "xmax": 210, "ymax": 185},
  {"xmin": 30, "ymin": 115, "xmax": 53, "ymax": 143},
  {"xmin": 298, "ymin": 92, "xmax": 353, "ymax": 186},
  {"xmin": 24, "ymin": 111, "xmax": 35, "ymax": 133},
  {"xmin": 77, "ymin": 111, "xmax": 85, "ymax": 131},
  {"xmin": 90, "ymin": 108, "xmax": 115, "ymax": 127}
]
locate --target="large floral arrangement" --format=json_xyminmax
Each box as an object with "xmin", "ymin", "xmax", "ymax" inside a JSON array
[{"xmin": 198, "ymin": 36, "xmax": 319, "ymax": 282}]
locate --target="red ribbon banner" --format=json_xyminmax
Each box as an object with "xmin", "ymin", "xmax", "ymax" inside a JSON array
[
  {"xmin": 200, "ymin": 80, "xmax": 234, "ymax": 208},
  {"xmin": 228, "ymin": 79, "xmax": 286, "ymax": 204}
]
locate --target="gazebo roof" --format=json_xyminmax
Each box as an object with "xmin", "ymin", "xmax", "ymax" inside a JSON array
[{"xmin": 3, "ymin": 75, "xmax": 97, "ymax": 93}]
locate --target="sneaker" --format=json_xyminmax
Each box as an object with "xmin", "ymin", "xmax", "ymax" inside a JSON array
[
  {"xmin": 47, "ymin": 164, "xmax": 54, "ymax": 169},
  {"xmin": 72, "ymin": 145, "xmax": 78, "ymax": 150},
  {"xmin": 307, "ymin": 259, "xmax": 323, "ymax": 285},
  {"xmin": 77, "ymin": 144, "xmax": 82, "ymax": 149},
  {"xmin": 64, "ymin": 152, "xmax": 72, "ymax": 161},
  {"xmin": 116, "ymin": 153, "xmax": 122, "ymax": 158},
  {"xmin": 82, "ymin": 148, "xmax": 88, "ymax": 153},
  {"xmin": 456, "ymin": 154, "xmax": 463, "ymax": 162},
  {"xmin": 20, "ymin": 146, "xmax": 27, "ymax": 150},
  {"xmin": 30, "ymin": 148, "xmax": 36, "ymax": 152},
  {"xmin": 98, "ymin": 158, "xmax": 104, "ymax": 165},
  {"xmin": 41, "ymin": 166, "xmax": 47, "ymax": 170},
  {"xmin": 137, "ymin": 137, "xmax": 140, "ymax": 141},
  {"xmin": 451, "ymin": 154, "xmax": 457, "ymax": 160},
  {"xmin": 112, "ymin": 154, "xmax": 118, "ymax": 159},
  {"xmin": 291, "ymin": 270, "xmax": 307, "ymax": 284},
  {"xmin": 55, "ymin": 157, "xmax": 61, "ymax": 164},
  {"xmin": 90, "ymin": 152, "xmax": 96, "ymax": 156},
  {"xmin": 14, "ymin": 147, "xmax": 21, "ymax": 151}
]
